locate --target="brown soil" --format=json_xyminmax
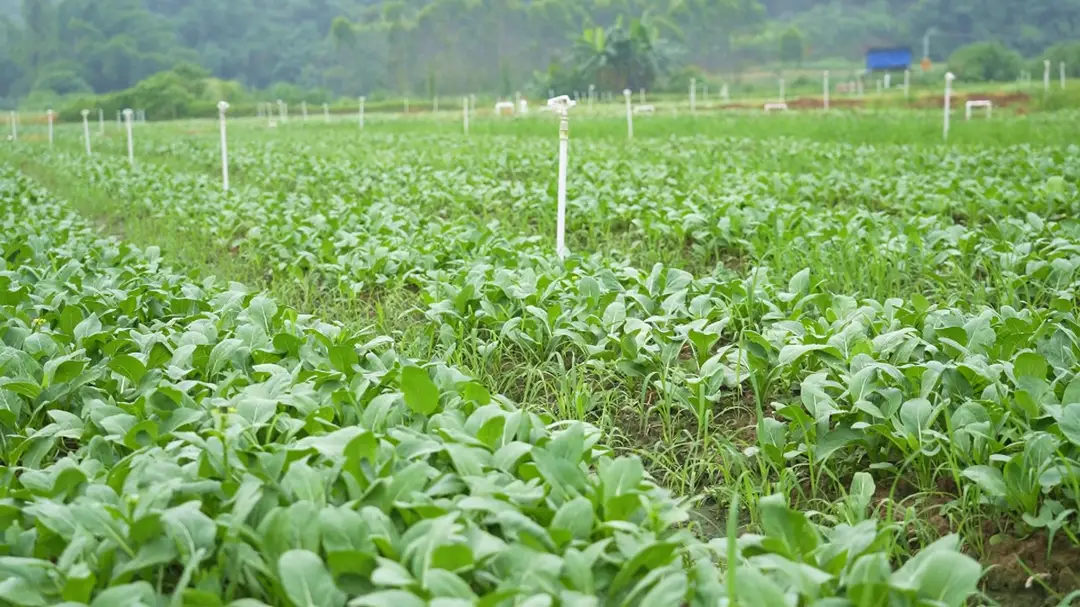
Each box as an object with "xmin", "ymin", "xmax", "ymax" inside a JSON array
[
  {"xmin": 910, "ymin": 91, "xmax": 1031, "ymax": 110},
  {"xmin": 982, "ymin": 532, "xmax": 1080, "ymax": 598}
]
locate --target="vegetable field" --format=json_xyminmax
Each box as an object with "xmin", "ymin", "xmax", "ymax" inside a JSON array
[{"xmin": 2, "ymin": 109, "xmax": 1080, "ymax": 606}]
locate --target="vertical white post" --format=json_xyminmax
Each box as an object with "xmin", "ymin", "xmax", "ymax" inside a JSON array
[
  {"xmin": 823, "ymin": 70, "xmax": 829, "ymax": 111},
  {"xmin": 218, "ymin": 101, "xmax": 230, "ymax": 192},
  {"xmin": 9, "ymin": 111, "xmax": 15, "ymax": 141},
  {"xmin": 359, "ymin": 96, "xmax": 365, "ymax": 129},
  {"xmin": 779, "ymin": 78, "xmax": 785, "ymax": 102},
  {"xmin": 277, "ymin": 100, "xmax": 285, "ymax": 123},
  {"xmin": 301, "ymin": 101, "xmax": 308, "ymax": 121},
  {"xmin": 1044, "ymin": 60, "xmax": 1051, "ymax": 96},
  {"xmin": 904, "ymin": 69, "xmax": 910, "ymax": 99},
  {"xmin": 323, "ymin": 103, "xmax": 329, "ymax": 122},
  {"xmin": 47, "ymin": 110, "xmax": 54, "ymax": 146},
  {"xmin": 81, "ymin": 110, "xmax": 91, "ymax": 155},
  {"xmin": 690, "ymin": 78, "xmax": 696, "ymax": 114},
  {"xmin": 588, "ymin": 84, "xmax": 595, "ymax": 112},
  {"xmin": 943, "ymin": 72, "xmax": 954, "ymax": 141},
  {"xmin": 123, "ymin": 109, "xmax": 134, "ymax": 164},
  {"xmin": 463, "ymin": 96, "xmax": 469, "ymax": 135},
  {"xmin": 721, "ymin": 83, "xmax": 729, "ymax": 102},
  {"xmin": 547, "ymin": 95, "xmax": 576, "ymax": 259},
  {"xmin": 1061, "ymin": 61, "xmax": 1066, "ymax": 89},
  {"xmin": 884, "ymin": 73, "xmax": 891, "ymax": 89},
  {"xmin": 965, "ymin": 102, "xmax": 972, "ymax": 121},
  {"xmin": 623, "ymin": 89, "xmax": 633, "ymax": 140},
  {"xmin": 98, "ymin": 109, "xmax": 104, "ymax": 135},
  {"xmin": 639, "ymin": 88, "xmax": 645, "ymax": 104}
]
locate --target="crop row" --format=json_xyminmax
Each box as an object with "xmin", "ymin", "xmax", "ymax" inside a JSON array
[{"xmin": 0, "ymin": 167, "xmax": 988, "ymax": 604}]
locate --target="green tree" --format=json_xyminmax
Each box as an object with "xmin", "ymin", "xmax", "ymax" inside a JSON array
[{"xmin": 779, "ymin": 26, "xmax": 803, "ymax": 65}]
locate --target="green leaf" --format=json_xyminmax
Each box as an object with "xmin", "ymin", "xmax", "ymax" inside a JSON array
[
  {"xmin": 550, "ymin": 496, "xmax": 594, "ymax": 540},
  {"xmin": 1058, "ymin": 403, "xmax": 1080, "ymax": 447},
  {"xmin": 278, "ymin": 549, "xmax": 346, "ymax": 607},
  {"xmin": 348, "ymin": 590, "xmax": 425, "ymax": 607},
  {"xmin": 639, "ymin": 571, "xmax": 687, "ymax": 605},
  {"xmin": 400, "ymin": 366, "xmax": 440, "ymax": 416},
  {"xmin": 0, "ymin": 577, "xmax": 47, "ymax": 606},
  {"xmin": 788, "ymin": 267, "xmax": 811, "ymax": 294},
  {"xmin": 1014, "ymin": 351, "xmax": 1048, "ymax": 379},
  {"xmin": 961, "ymin": 465, "xmax": 1006, "ymax": 498},
  {"xmin": 108, "ymin": 354, "xmax": 146, "ymax": 385}
]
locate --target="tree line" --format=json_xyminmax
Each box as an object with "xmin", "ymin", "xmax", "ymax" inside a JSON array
[{"xmin": 2, "ymin": 0, "xmax": 1079, "ymax": 107}]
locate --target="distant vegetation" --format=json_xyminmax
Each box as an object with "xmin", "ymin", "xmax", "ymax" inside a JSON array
[{"xmin": 2, "ymin": 0, "xmax": 1079, "ymax": 108}]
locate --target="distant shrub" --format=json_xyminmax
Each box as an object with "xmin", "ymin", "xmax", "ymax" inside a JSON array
[{"xmin": 948, "ymin": 42, "xmax": 1023, "ymax": 82}]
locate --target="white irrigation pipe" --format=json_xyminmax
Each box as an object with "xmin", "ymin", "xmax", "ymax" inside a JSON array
[
  {"xmin": 323, "ymin": 103, "xmax": 329, "ymax": 122},
  {"xmin": 639, "ymin": 88, "xmax": 645, "ymax": 104},
  {"xmin": 943, "ymin": 72, "xmax": 955, "ymax": 141},
  {"xmin": 9, "ymin": 111, "xmax": 15, "ymax": 140},
  {"xmin": 823, "ymin": 71, "xmax": 829, "ymax": 110},
  {"xmin": 548, "ymin": 95, "xmax": 576, "ymax": 259},
  {"xmin": 123, "ymin": 108, "xmax": 134, "ymax": 164},
  {"xmin": 965, "ymin": 99, "xmax": 992, "ymax": 120},
  {"xmin": 301, "ymin": 101, "xmax": 308, "ymax": 121},
  {"xmin": 1061, "ymin": 61, "xmax": 1066, "ymax": 89},
  {"xmin": 721, "ymin": 83, "xmax": 729, "ymax": 102},
  {"xmin": 277, "ymin": 100, "xmax": 285, "ymax": 123},
  {"xmin": 904, "ymin": 69, "xmax": 910, "ymax": 99},
  {"xmin": 884, "ymin": 73, "xmax": 891, "ymax": 88},
  {"xmin": 47, "ymin": 110, "xmax": 54, "ymax": 146},
  {"xmin": 1044, "ymin": 60, "xmax": 1051, "ymax": 96},
  {"xmin": 779, "ymin": 78, "xmax": 785, "ymax": 103},
  {"xmin": 218, "ymin": 101, "xmax": 230, "ymax": 192},
  {"xmin": 463, "ymin": 96, "xmax": 469, "ymax": 135},
  {"xmin": 359, "ymin": 96, "xmax": 365, "ymax": 129},
  {"xmin": 588, "ymin": 84, "xmax": 595, "ymax": 112},
  {"xmin": 81, "ymin": 110, "xmax": 91, "ymax": 155},
  {"xmin": 623, "ymin": 89, "xmax": 633, "ymax": 139}
]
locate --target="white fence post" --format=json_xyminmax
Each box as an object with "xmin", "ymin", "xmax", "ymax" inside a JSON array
[
  {"xmin": 588, "ymin": 84, "xmax": 595, "ymax": 112},
  {"xmin": 623, "ymin": 88, "xmax": 633, "ymax": 139},
  {"xmin": 943, "ymin": 72, "xmax": 954, "ymax": 141},
  {"xmin": 218, "ymin": 101, "xmax": 230, "ymax": 192},
  {"xmin": 1044, "ymin": 59, "xmax": 1051, "ymax": 96},
  {"xmin": 359, "ymin": 96, "xmax": 365, "ymax": 129},
  {"xmin": 123, "ymin": 109, "xmax": 134, "ymax": 164},
  {"xmin": 690, "ymin": 78, "xmax": 696, "ymax": 114},
  {"xmin": 1061, "ymin": 61, "xmax": 1066, "ymax": 89},
  {"xmin": 47, "ymin": 110, "xmax": 54, "ymax": 146},
  {"xmin": 323, "ymin": 102, "xmax": 329, "ymax": 122},
  {"xmin": 823, "ymin": 71, "xmax": 829, "ymax": 111},
  {"xmin": 301, "ymin": 101, "xmax": 308, "ymax": 121},
  {"xmin": 9, "ymin": 111, "xmax": 15, "ymax": 141},
  {"xmin": 548, "ymin": 95, "xmax": 576, "ymax": 259},
  {"xmin": 81, "ymin": 110, "xmax": 91, "ymax": 154},
  {"xmin": 463, "ymin": 96, "xmax": 469, "ymax": 135},
  {"xmin": 98, "ymin": 109, "xmax": 104, "ymax": 135},
  {"xmin": 779, "ymin": 78, "xmax": 785, "ymax": 103},
  {"xmin": 639, "ymin": 88, "xmax": 645, "ymax": 104},
  {"xmin": 721, "ymin": 83, "xmax": 729, "ymax": 102},
  {"xmin": 904, "ymin": 69, "xmax": 910, "ymax": 99}
]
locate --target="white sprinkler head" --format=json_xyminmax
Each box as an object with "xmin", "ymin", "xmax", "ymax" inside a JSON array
[
  {"xmin": 547, "ymin": 95, "xmax": 577, "ymax": 116},
  {"xmin": 824, "ymin": 70, "xmax": 829, "ymax": 76},
  {"xmin": 123, "ymin": 108, "xmax": 133, "ymax": 117},
  {"xmin": 218, "ymin": 101, "xmax": 230, "ymax": 112},
  {"xmin": 945, "ymin": 72, "xmax": 956, "ymax": 81},
  {"xmin": 623, "ymin": 89, "xmax": 631, "ymax": 97},
  {"xmin": 1045, "ymin": 59, "xmax": 1051, "ymax": 67},
  {"xmin": 81, "ymin": 109, "xmax": 90, "ymax": 117},
  {"xmin": 277, "ymin": 99, "xmax": 284, "ymax": 105}
]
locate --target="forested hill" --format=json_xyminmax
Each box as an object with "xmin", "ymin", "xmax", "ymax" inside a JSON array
[{"xmin": 1, "ymin": 0, "xmax": 1078, "ymax": 104}]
